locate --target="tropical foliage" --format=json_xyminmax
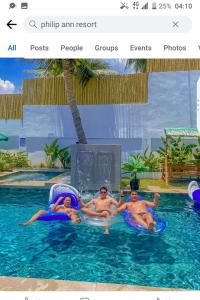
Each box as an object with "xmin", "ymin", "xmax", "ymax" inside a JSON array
[
  {"xmin": 125, "ymin": 59, "xmax": 147, "ymax": 73},
  {"xmin": 58, "ymin": 147, "xmax": 71, "ymax": 169},
  {"xmin": 0, "ymin": 151, "xmax": 29, "ymax": 171},
  {"xmin": 193, "ymin": 137, "xmax": 200, "ymax": 162},
  {"xmin": 142, "ymin": 146, "xmax": 161, "ymax": 171},
  {"xmin": 157, "ymin": 136, "xmax": 197, "ymax": 164},
  {"xmin": 44, "ymin": 139, "xmax": 59, "ymax": 168},
  {"xmin": 122, "ymin": 146, "xmax": 161, "ymax": 180},
  {"xmin": 122, "ymin": 154, "xmax": 149, "ymax": 180},
  {"xmin": 44, "ymin": 139, "xmax": 71, "ymax": 168}
]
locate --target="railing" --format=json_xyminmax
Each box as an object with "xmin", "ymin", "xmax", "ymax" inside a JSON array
[{"xmin": 163, "ymin": 163, "xmax": 200, "ymax": 180}]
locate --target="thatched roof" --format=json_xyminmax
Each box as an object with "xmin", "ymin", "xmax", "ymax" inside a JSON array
[{"xmin": 165, "ymin": 128, "xmax": 200, "ymax": 137}]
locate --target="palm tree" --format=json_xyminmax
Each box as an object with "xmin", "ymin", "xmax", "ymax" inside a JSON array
[
  {"xmin": 125, "ymin": 59, "xmax": 147, "ymax": 73},
  {"xmin": 28, "ymin": 59, "xmax": 108, "ymax": 144}
]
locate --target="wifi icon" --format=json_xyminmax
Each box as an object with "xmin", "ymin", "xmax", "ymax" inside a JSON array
[{"xmin": 141, "ymin": 2, "xmax": 149, "ymax": 9}]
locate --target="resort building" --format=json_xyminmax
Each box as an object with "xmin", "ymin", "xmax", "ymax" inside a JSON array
[{"xmin": 0, "ymin": 59, "xmax": 200, "ymax": 164}]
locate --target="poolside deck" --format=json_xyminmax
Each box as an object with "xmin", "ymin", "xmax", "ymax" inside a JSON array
[
  {"xmin": 0, "ymin": 276, "xmax": 184, "ymax": 291},
  {"xmin": 0, "ymin": 170, "xmax": 188, "ymax": 193},
  {"xmin": 0, "ymin": 170, "xmax": 70, "ymax": 187}
]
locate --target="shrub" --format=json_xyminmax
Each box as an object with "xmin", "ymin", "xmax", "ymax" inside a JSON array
[
  {"xmin": 58, "ymin": 147, "xmax": 71, "ymax": 169},
  {"xmin": 157, "ymin": 136, "xmax": 196, "ymax": 164},
  {"xmin": 43, "ymin": 139, "xmax": 71, "ymax": 169},
  {"xmin": 0, "ymin": 151, "xmax": 29, "ymax": 170},
  {"xmin": 122, "ymin": 154, "xmax": 149, "ymax": 180},
  {"xmin": 14, "ymin": 151, "xmax": 29, "ymax": 168},
  {"xmin": 141, "ymin": 147, "xmax": 161, "ymax": 171},
  {"xmin": 44, "ymin": 139, "xmax": 59, "ymax": 168},
  {"xmin": 0, "ymin": 159, "xmax": 9, "ymax": 172}
]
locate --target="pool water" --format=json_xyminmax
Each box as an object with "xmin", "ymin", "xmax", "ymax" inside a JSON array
[
  {"xmin": 0, "ymin": 171, "xmax": 62, "ymax": 182},
  {"xmin": 0, "ymin": 188, "xmax": 200, "ymax": 290}
]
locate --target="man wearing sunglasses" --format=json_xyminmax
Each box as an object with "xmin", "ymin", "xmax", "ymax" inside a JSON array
[{"xmin": 78, "ymin": 186, "xmax": 124, "ymax": 234}]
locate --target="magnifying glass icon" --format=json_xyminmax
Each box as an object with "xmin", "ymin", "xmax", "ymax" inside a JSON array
[{"xmin": 29, "ymin": 20, "xmax": 37, "ymax": 28}]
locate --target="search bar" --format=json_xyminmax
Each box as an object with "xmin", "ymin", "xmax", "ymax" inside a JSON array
[{"xmin": 25, "ymin": 16, "xmax": 192, "ymax": 33}]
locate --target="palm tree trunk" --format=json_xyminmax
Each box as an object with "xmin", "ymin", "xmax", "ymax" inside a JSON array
[{"xmin": 62, "ymin": 59, "xmax": 87, "ymax": 144}]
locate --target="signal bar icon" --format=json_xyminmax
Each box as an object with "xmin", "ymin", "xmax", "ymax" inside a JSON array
[{"xmin": 141, "ymin": 2, "xmax": 149, "ymax": 9}]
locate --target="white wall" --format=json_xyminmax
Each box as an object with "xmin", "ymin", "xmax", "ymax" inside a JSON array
[{"xmin": 0, "ymin": 70, "xmax": 200, "ymax": 164}]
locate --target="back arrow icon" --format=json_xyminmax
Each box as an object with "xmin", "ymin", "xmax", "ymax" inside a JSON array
[{"xmin": 7, "ymin": 20, "xmax": 17, "ymax": 29}]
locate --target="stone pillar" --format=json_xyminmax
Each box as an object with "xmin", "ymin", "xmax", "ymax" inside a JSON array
[{"xmin": 70, "ymin": 144, "xmax": 121, "ymax": 191}]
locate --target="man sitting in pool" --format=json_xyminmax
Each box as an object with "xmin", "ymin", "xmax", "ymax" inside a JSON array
[
  {"xmin": 19, "ymin": 196, "xmax": 81, "ymax": 226},
  {"xmin": 78, "ymin": 186, "xmax": 125, "ymax": 234},
  {"xmin": 112, "ymin": 191, "xmax": 160, "ymax": 232}
]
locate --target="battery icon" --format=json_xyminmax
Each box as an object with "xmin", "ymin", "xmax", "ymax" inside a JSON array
[{"xmin": 152, "ymin": 2, "xmax": 157, "ymax": 9}]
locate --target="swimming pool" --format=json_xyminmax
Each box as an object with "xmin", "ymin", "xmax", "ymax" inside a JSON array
[
  {"xmin": 0, "ymin": 188, "xmax": 200, "ymax": 290},
  {"xmin": 0, "ymin": 171, "xmax": 63, "ymax": 182}
]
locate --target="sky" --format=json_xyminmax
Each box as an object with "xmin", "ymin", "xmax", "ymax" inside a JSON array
[
  {"xmin": 0, "ymin": 58, "xmax": 37, "ymax": 94},
  {"xmin": 0, "ymin": 58, "xmax": 135, "ymax": 94}
]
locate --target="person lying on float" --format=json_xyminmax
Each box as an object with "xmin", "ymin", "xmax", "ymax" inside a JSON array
[
  {"xmin": 78, "ymin": 186, "xmax": 125, "ymax": 234},
  {"xmin": 112, "ymin": 191, "xmax": 160, "ymax": 232},
  {"xmin": 20, "ymin": 196, "xmax": 81, "ymax": 226}
]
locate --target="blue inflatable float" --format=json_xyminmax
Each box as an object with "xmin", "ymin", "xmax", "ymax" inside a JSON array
[
  {"xmin": 188, "ymin": 181, "xmax": 200, "ymax": 211},
  {"xmin": 122, "ymin": 196, "xmax": 166, "ymax": 233},
  {"xmin": 38, "ymin": 185, "xmax": 80, "ymax": 221}
]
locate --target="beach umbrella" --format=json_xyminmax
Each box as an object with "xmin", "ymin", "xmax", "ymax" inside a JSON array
[{"xmin": 0, "ymin": 133, "xmax": 8, "ymax": 141}]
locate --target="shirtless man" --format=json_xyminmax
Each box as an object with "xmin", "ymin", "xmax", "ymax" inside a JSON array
[
  {"xmin": 78, "ymin": 186, "xmax": 125, "ymax": 234},
  {"xmin": 112, "ymin": 191, "xmax": 160, "ymax": 232},
  {"xmin": 19, "ymin": 196, "xmax": 81, "ymax": 226}
]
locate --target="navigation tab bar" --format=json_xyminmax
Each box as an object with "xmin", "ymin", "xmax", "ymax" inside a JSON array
[{"xmin": 2, "ymin": 40, "xmax": 200, "ymax": 58}]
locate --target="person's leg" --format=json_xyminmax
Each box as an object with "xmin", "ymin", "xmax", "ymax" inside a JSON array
[
  {"xmin": 132, "ymin": 213, "xmax": 149, "ymax": 229},
  {"xmin": 82, "ymin": 207, "xmax": 107, "ymax": 217},
  {"xmin": 102, "ymin": 211, "xmax": 110, "ymax": 234},
  {"xmin": 70, "ymin": 213, "xmax": 81, "ymax": 223},
  {"xmin": 19, "ymin": 210, "xmax": 47, "ymax": 226},
  {"xmin": 144, "ymin": 212, "xmax": 155, "ymax": 232}
]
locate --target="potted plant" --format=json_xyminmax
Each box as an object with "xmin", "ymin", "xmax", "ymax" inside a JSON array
[{"xmin": 122, "ymin": 154, "xmax": 149, "ymax": 190}]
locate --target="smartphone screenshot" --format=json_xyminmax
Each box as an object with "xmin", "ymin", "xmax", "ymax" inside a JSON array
[{"xmin": 0, "ymin": 1, "xmax": 200, "ymax": 300}]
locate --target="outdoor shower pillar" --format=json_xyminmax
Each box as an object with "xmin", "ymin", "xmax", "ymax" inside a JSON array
[{"xmin": 70, "ymin": 144, "xmax": 121, "ymax": 191}]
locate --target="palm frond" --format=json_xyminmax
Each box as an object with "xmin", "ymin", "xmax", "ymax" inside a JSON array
[{"xmin": 125, "ymin": 59, "xmax": 147, "ymax": 73}]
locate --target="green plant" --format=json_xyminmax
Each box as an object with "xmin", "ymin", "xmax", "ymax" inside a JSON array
[
  {"xmin": 170, "ymin": 137, "xmax": 195, "ymax": 163},
  {"xmin": 39, "ymin": 162, "xmax": 46, "ymax": 168},
  {"xmin": 58, "ymin": 147, "xmax": 71, "ymax": 169},
  {"xmin": 193, "ymin": 137, "xmax": 200, "ymax": 163},
  {"xmin": 0, "ymin": 159, "xmax": 9, "ymax": 171},
  {"xmin": 14, "ymin": 151, "xmax": 29, "ymax": 168},
  {"xmin": 157, "ymin": 136, "xmax": 196, "ymax": 164},
  {"xmin": 122, "ymin": 155, "xmax": 149, "ymax": 180},
  {"xmin": 44, "ymin": 139, "xmax": 59, "ymax": 168},
  {"xmin": 0, "ymin": 151, "xmax": 15, "ymax": 168},
  {"xmin": 141, "ymin": 147, "xmax": 161, "ymax": 171},
  {"xmin": 0, "ymin": 151, "xmax": 29, "ymax": 170}
]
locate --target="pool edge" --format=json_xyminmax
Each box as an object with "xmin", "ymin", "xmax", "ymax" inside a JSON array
[{"xmin": 0, "ymin": 276, "xmax": 186, "ymax": 291}]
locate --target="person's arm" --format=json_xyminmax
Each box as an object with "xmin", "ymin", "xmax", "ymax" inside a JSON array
[
  {"xmin": 144, "ymin": 193, "xmax": 160, "ymax": 208},
  {"xmin": 85, "ymin": 199, "xmax": 95, "ymax": 207},
  {"xmin": 78, "ymin": 195, "xmax": 95, "ymax": 208},
  {"xmin": 70, "ymin": 208, "xmax": 80, "ymax": 215},
  {"xmin": 112, "ymin": 203, "xmax": 128, "ymax": 216},
  {"xmin": 77, "ymin": 195, "xmax": 86, "ymax": 208},
  {"xmin": 51, "ymin": 196, "xmax": 64, "ymax": 212},
  {"xmin": 110, "ymin": 190, "xmax": 125, "ymax": 207},
  {"xmin": 118, "ymin": 190, "xmax": 125, "ymax": 207}
]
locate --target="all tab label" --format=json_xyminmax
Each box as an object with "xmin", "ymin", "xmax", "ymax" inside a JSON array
[{"xmin": 8, "ymin": 45, "xmax": 16, "ymax": 51}]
